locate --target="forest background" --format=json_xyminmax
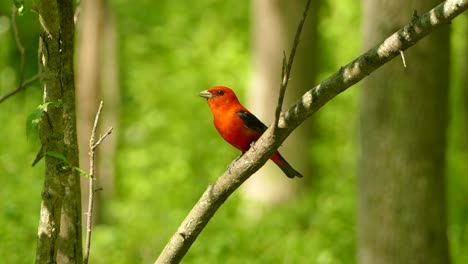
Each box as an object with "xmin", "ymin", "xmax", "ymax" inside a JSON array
[{"xmin": 0, "ymin": 0, "xmax": 467, "ymax": 263}]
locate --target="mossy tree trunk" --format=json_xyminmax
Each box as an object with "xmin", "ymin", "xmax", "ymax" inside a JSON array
[
  {"xmin": 35, "ymin": 0, "xmax": 82, "ymax": 263},
  {"xmin": 358, "ymin": 0, "xmax": 451, "ymax": 263}
]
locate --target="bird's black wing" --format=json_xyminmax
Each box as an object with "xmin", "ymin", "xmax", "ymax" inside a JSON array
[{"xmin": 236, "ymin": 110, "xmax": 268, "ymax": 134}]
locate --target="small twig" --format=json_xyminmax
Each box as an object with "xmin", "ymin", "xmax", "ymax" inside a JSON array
[
  {"xmin": 74, "ymin": 6, "xmax": 81, "ymax": 24},
  {"xmin": 0, "ymin": 74, "xmax": 40, "ymax": 103},
  {"xmin": 281, "ymin": 51, "xmax": 287, "ymax": 79},
  {"xmin": 399, "ymin": 50, "xmax": 407, "ymax": 67},
  {"xmin": 83, "ymin": 101, "xmax": 112, "ymax": 264},
  {"xmin": 12, "ymin": 7, "xmax": 25, "ymax": 85},
  {"xmin": 0, "ymin": 9, "xmax": 40, "ymax": 104},
  {"xmin": 92, "ymin": 127, "xmax": 113, "ymax": 149},
  {"xmin": 273, "ymin": 0, "xmax": 312, "ymax": 130}
]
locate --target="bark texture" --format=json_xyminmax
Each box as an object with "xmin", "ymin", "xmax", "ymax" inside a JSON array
[
  {"xmin": 358, "ymin": 0, "xmax": 451, "ymax": 263},
  {"xmin": 35, "ymin": 0, "xmax": 82, "ymax": 263}
]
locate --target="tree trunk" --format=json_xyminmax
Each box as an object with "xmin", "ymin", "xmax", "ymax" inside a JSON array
[
  {"xmin": 358, "ymin": 0, "xmax": 451, "ymax": 264},
  {"xmin": 242, "ymin": 0, "xmax": 318, "ymax": 206},
  {"xmin": 35, "ymin": 0, "xmax": 82, "ymax": 263}
]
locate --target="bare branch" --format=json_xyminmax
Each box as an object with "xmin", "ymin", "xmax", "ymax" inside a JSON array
[
  {"xmin": 92, "ymin": 127, "xmax": 113, "ymax": 149},
  {"xmin": 0, "ymin": 8, "xmax": 40, "ymax": 104},
  {"xmin": 83, "ymin": 101, "xmax": 112, "ymax": 264},
  {"xmin": 155, "ymin": 1, "xmax": 468, "ymax": 263},
  {"xmin": 12, "ymin": 7, "xmax": 25, "ymax": 85},
  {"xmin": 0, "ymin": 74, "xmax": 40, "ymax": 103},
  {"xmin": 273, "ymin": 0, "xmax": 311, "ymax": 129},
  {"xmin": 399, "ymin": 50, "xmax": 407, "ymax": 68}
]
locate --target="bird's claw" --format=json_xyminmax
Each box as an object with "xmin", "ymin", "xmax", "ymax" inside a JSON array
[{"xmin": 250, "ymin": 141, "xmax": 257, "ymax": 151}]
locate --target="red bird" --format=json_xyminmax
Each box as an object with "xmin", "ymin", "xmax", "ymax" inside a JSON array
[{"xmin": 199, "ymin": 86, "xmax": 303, "ymax": 178}]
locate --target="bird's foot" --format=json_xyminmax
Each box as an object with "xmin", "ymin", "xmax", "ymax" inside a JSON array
[{"xmin": 250, "ymin": 141, "xmax": 257, "ymax": 151}]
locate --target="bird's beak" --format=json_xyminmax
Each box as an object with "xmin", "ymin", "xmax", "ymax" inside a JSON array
[{"xmin": 199, "ymin": 90, "xmax": 213, "ymax": 99}]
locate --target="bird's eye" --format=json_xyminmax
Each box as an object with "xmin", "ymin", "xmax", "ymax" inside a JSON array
[{"xmin": 217, "ymin": 90, "xmax": 225, "ymax": 96}]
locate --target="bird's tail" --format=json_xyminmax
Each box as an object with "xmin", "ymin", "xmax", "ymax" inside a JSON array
[{"xmin": 270, "ymin": 151, "xmax": 303, "ymax": 178}]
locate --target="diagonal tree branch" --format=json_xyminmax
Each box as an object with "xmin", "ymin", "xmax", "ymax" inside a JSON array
[
  {"xmin": 0, "ymin": 74, "xmax": 41, "ymax": 103},
  {"xmin": 155, "ymin": 0, "xmax": 467, "ymax": 263}
]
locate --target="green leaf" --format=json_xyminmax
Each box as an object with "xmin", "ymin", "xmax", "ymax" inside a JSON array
[
  {"xmin": 73, "ymin": 166, "xmax": 91, "ymax": 178},
  {"xmin": 26, "ymin": 102, "xmax": 61, "ymax": 141},
  {"xmin": 13, "ymin": 0, "xmax": 24, "ymax": 16},
  {"xmin": 40, "ymin": 101, "xmax": 58, "ymax": 111},
  {"xmin": 26, "ymin": 107, "xmax": 43, "ymax": 141},
  {"xmin": 45, "ymin": 151, "xmax": 67, "ymax": 162},
  {"xmin": 44, "ymin": 152, "xmax": 89, "ymax": 177},
  {"xmin": 55, "ymin": 100, "xmax": 63, "ymax": 108}
]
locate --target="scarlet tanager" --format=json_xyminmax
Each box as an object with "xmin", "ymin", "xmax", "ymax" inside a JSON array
[{"xmin": 199, "ymin": 86, "xmax": 303, "ymax": 178}]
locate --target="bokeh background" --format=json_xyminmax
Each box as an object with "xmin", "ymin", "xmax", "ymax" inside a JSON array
[{"xmin": 0, "ymin": 0, "xmax": 467, "ymax": 263}]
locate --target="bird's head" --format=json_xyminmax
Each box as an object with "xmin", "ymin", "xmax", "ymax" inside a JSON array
[{"xmin": 199, "ymin": 86, "xmax": 240, "ymax": 107}]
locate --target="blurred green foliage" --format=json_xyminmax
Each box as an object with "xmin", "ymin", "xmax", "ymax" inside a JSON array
[
  {"xmin": 448, "ymin": 12, "xmax": 468, "ymax": 263},
  {"xmin": 0, "ymin": 1, "xmax": 467, "ymax": 264}
]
